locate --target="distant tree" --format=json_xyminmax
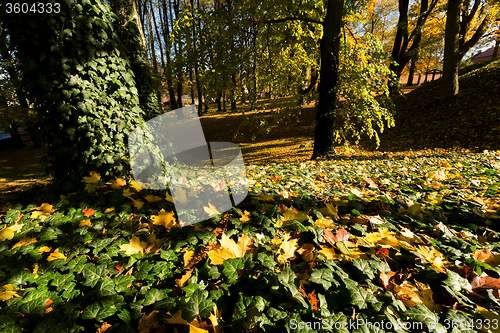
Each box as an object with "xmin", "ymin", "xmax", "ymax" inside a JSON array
[{"xmin": 441, "ymin": 0, "xmax": 499, "ymax": 101}]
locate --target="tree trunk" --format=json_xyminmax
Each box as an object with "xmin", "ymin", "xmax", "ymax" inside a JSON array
[
  {"xmin": 440, "ymin": 0, "xmax": 461, "ymax": 101},
  {"xmin": 407, "ymin": 50, "xmax": 419, "ymax": 86},
  {"xmin": 311, "ymin": 0, "xmax": 344, "ymax": 160},
  {"xmin": 231, "ymin": 72, "xmax": 237, "ymax": 112},
  {"xmin": 8, "ymin": 122, "xmax": 24, "ymax": 148},
  {"xmin": 492, "ymin": 36, "xmax": 499, "ymax": 60}
]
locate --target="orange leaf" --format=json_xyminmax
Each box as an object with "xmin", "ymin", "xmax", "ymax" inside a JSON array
[
  {"xmin": 380, "ymin": 271, "xmax": 396, "ymax": 290},
  {"xmin": 307, "ymin": 290, "xmax": 319, "ymax": 311},
  {"xmin": 363, "ymin": 177, "xmax": 378, "ymax": 189},
  {"xmin": 97, "ymin": 322, "xmax": 112, "ymax": 333},
  {"xmin": 322, "ymin": 229, "xmax": 336, "ymax": 247},
  {"xmin": 152, "ymin": 209, "xmax": 177, "ymax": 229},
  {"xmin": 83, "ymin": 206, "xmax": 96, "ymax": 217}
]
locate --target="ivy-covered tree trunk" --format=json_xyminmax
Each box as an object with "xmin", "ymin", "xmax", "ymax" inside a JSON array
[
  {"xmin": 1, "ymin": 0, "xmax": 145, "ymax": 192},
  {"xmin": 311, "ymin": 0, "xmax": 344, "ymax": 159},
  {"xmin": 110, "ymin": 0, "xmax": 161, "ymax": 120}
]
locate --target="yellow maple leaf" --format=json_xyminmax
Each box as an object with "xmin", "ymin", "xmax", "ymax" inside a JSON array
[
  {"xmin": 144, "ymin": 195, "xmax": 162, "ymax": 202},
  {"xmin": 109, "ymin": 178, "xmax": 127, "ymax": 189},
  {"xmin": 119, "ymin": 235, "xmax": 148, "ymax": 255},
  {"xmin": 130, "ymin": 181, "xmax": 142, "ymax": 192},
  {"xmin": 104, "ymin": 207, "xmax": 115, "ymax": 214},
  {"xmin": 415, "ymin": 245, "xmax": 446, "ymax": 273},
  {"xmin": 166, "ymin": 192, "xmax": 174, "ymax": 203},
  {"xmin": 12, "ymin": 237, "xmax": 37, "ymax": 249},
  {"xmin": 320, "ymin": 203, "xmax": 338, "ymax": 218},
  {"xmin": 278, "ymin": 233, "xmax": 299, "ymax": 263},
  {"xmin": 314, "ymin": 217, "xmax": 335, "ymax": 228},
  {"xmin": 175, "ymin": 268, "xmax": 193, "ymax": 288},
  {"xmin": 208, "ymin": 233, "xmax": 253, "ymax": 265},
  {"xmin": 47, "ymin": 249, "xmax": 67, "ymax": 261},
  {"xmin": 0, "ymin": 224, "xmax": 24, "ymax": 241},
  {"xmin": 131, "ymin": 198, "xmax": 144, "ymax": 210},
  {"xmin": 361, "ymin": 228, "xmax": 399, "ymax": 249},
  {"xmin": 279, "ymin": 209, "xmax": 308, "ymax": 226},
  {"xmin": 203, "ymin": 202, "xmax": 220, "ymax": 216},
  {"xmin": 138, "ymin": 310, "xmax": 167, "ymax": 333},
  {"xmin": 184, "ymin": 250, "xmax": 195, "ymax": 268},
  {"xmin": 0, "ymin": 284, "xmax": 21, "ymax": 301},
  {"xmin": 38, "ymin": 246, "xmax": 51, "ymax": 253},
  {"xmin": 209, "ymin": 304, "xmax": 221, "ymax": 333},
  {"xmin": 34, "ymin": 203, "xmax": 55, "ymax": 215},
  {"xmin": 174, "ymin": 187, "xmax": 189, "ymax": 205},
  {"xmin": 122, "ymin": 188, "xmax": 133, "ymax": 198},
  {"xmin": 33, "ymin": 263, "xmax": 39, "ymax": 279},
  {"xmin": 317, "ymin": 245, "xmax": 338, "ymax": 260},
  {"xmin": 240, "ymin": 210, "xmax": 251, "ymax": 223},
  {"xmin": 83, "ymin": 171, "xmax": 101, "ymax": 184},
  {"xmin": 166, "ymin": 310, "xmax": 210, "ymax": 332},
  {"xmin": 152, "ymin": 209, "xmax": 177, "ymax": 229},
  {"xmin": 79, "ymin": 219, "xmax": 92, "ymax": 227},
  {"xmin": 394, "ymin": 280, "xmax": 441, "ymax": 312}
]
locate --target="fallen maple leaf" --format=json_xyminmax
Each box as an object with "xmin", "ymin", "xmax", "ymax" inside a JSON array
[
  {"xmin": 0, "ymin": 224, "xmax": 24, "ymax": 241},
  {"xmin": 83, "ymin": 171, "xmax": 101, "ymax": 184},
  {"xmin": 96, "ymin": 322, "xmax": 112, "ymax": 333},
  {"xmin": 380, "ymin": 271, "xmax": 396, "ymax": 290},
  {"xmin": 203, "ymin": 202, "xmax": 220, "ymax": 216},
  {"xmin": 278, "ymin": 233, "xmax": 299, "ymax": 263},
  {"xmin": 322, "ymin": 229, "xmax": 337, "ymax": 247},
  {"xmin": 109, "ymin": 178, "xmax": 127, "ymax": 189},
  {"xmin": 184, "ymin": 250, "xmax": 195, "ymax": 268},
  {"xmin": 152, "ymin": 209, "xmax": 177, "ymax": 229},
  {"xmin": 334, "ymin": 227, "xmax": 349, "ymax": 242},
  {"xmin": 415, "ymin": 245, "xmax": 446, "ymax": 273},
  {"xmin": 363, "ymin": 177, "xmax": 378, "ymax": 189},
  {"xmin": 320, "ymin": 203, "xmax": 338, "ymax": 218},
  {"xmin": 471, "ymin": 275, "xmax": 500, "ymax": 292},
  {"xmin": 47, "ymin": 249, "xmax": 67, "ymax": 261},
  {"xmin": 11, "ymin": 237, "xmax": 37, "ymax": 250},
  {"xmin": 307, "ymin": 290, "xmax": 319, "ymax": 311},
  {"xmin": 79, "ymin": 219, "xmax": 92, "ymax": 227},
  {"xmin": 207, "ymin": 233, "xmax": 253, "ymax": 265},
  {"xmin": 144, "ymin": 195, "xmax": 162, "ymax": 202},
  {"xmin": 83, "ymin": 206, "xmax": 96, "ymax": 217},
  {"xmin": 138, "ymin": 310, "xmax": 167, "ymax": 333},
  {"xmin": 317, "ymin": 245, "xmax": 337, "ymax": 260},
  {"xmin": 314, "ymin": 217, "xmax": 335, "ymax": 228},
  {"xmin": 119, "ymin": 235, "xmax": 148, "ymax": 255},
  {"xmin": 240, "ymin": 210, "xmax": 251, "ymax": 223},
  {"xmin": 394, "ymin": 280, "xmax": 441, "ymax": 312},
  {"xmin": 297, "ymin": 244, "xmax": 315, "ymax": 261},
  {"xmin": 130, "ymin": 181, "xmax": 143, "ymax": 192},
  {"xmin": 175, "ymin": 268, "xmax": 193, "ymax": 288},
  {"xmin": 474, "ymin": 249, "xmax": 500, "ymax": 267}
]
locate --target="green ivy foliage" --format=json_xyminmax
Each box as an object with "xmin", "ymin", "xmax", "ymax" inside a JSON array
[{"xmin": 1, "ymin": 0, "xmax": 145, "ymax": 192}]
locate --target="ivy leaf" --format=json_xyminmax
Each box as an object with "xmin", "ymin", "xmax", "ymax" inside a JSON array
[
  {"xmin": 182, "ymin": 289, "xmax": 213, "ymax": 322},
  {"xmin": 309, "ymin": 268, "xmax": 336, "ymax": 290},
  {"xmin": 404, "ymin": 304, "xmax": 446, "ymax": 333},
  {"xmin": 277, "ymin": 265, "xmax": 308, "ymax": 308},
  {"xmin": 344, "ymin": 279, "xmax": 378, "ymax": 309},
  {"xmin": 443, "ymin": 269, "xmax": 472, "ymax": 292}
]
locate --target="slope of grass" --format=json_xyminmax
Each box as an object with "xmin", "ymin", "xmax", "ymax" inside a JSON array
[{"xmin": 369, "ymin": 59, "xmax": 500, "ymax": 152}]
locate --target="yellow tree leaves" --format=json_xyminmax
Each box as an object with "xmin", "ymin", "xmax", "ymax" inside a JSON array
[
  {"xmin": 152, "ymin": 209, "xmax": 178, "ymax": 229},
  {"xmin": 277, "ymin": 233, "xmax": 299, "ymax": 263},
  {"xmin": 0, "ymin": 284, "xmax": 21, "ymax": 301},
  {"xmin": 119, "ymin": 235, "xmax": 148, "ymax": 256},
  {"xmin": 0, "ymin": 223, "xmax": 23, "ymax": 241},
  {"xmin": 31, "ymin": 203, "xmax": 55, "ymax": 220},
  {"xmin": 47, "ymin": 249, "xmax": 67, "ymax": 261},
  {"xmin": 394, "ymin": 280, "xmax": 442, "ymax": 312},
  {"xmin": 415, "ymin": 245, "xmax": 447, "ymax": 274},
  {"xmin": 208, "ymin": 233, "xmax": 253, "ymax": 265}
]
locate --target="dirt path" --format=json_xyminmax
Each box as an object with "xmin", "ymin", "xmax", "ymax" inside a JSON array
[{"xmin": 0, "ymin": 142, "xmax": 49, "ymax": 196}]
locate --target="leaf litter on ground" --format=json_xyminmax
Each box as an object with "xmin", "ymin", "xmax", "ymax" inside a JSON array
[{"xmin": 1, "ymin": 149, "xmax": 500, "ymax": 332}]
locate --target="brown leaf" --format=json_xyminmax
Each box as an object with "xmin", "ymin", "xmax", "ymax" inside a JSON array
[
  {"xmin": 138, "ymin": 310, "xmax": 167, "ymax": 333},
  {"xmin": 297, "ymin": 244, "xmax": 315, "ymax": 261},
  {"xmin": 96, "ymin": 322, "xmax": 112, "ymax": 333},
  {"xmin": 455, "ymin": 265, "xmax": 476, "ymax": 280},
  {"xmin": 473, "ymin": 249, "xmax": 500, "ymax": 267},
  {"xmin": 471, "ymin": 275, "xmax": 500, "ymax": 292}
]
